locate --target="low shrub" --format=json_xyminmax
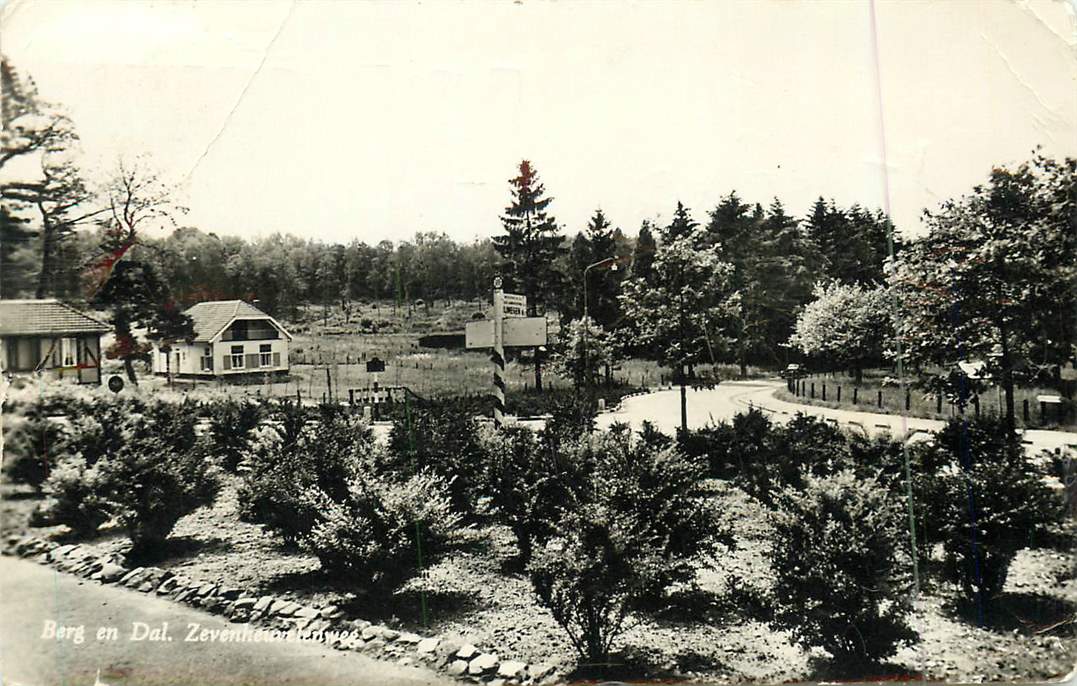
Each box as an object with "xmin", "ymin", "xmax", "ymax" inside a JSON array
[
  {"xmin": 42, "ymin": 457, "xmax": 112, "ymax": 537},
  {"xmin": 302, "ymin": 469, "xmax": 463, "ymax": 589},
  {"xmin": 679, "ymin": 410, "xmax": 852, "ymax": 505},
  {"xmin": 98, "ymin": 434, "xmax": 219, "ymax": 558},
  {"xmin": 2, "ymin": 412, "xmax": 66, "ymax": 489},
  {"xmin": 207, "ymin": 399, "xmax": 265, "ymax": 472},
  {"xmin": 385, "ymin": 404, "xmax": 485, "ymax": 518},
  {"xmin": 36, "ymin": 394, "xmax": 220, "ymax": 552},
  {"xmin": 528, "ymin": 427, "xmax": 721, "ymax": 662},
  {"xmin": 921, "ymin": 417, "xmax": 1063, "ymax": 606},
  {"xmin": 770, "ymin": 470, "xmax": 917, "ymax": 670},
  {"xmin": 238, "ymin": 407, "xmax": 372, "ymax": 545},
  {"xmin": 478, "ymin": 425, "xmax": 589, "ymax": 565}
]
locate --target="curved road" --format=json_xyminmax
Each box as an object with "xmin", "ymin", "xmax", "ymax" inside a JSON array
[
  {"xmin": 597, "ymin": 381, "xmax": 1077, "ymax": 453},
  {"xmin": 0, "ymin": 557, "xmax": 452, "ymax": 686}
]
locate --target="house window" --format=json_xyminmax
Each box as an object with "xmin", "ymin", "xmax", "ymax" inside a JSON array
[
  {"xmin": 61, "ymin": 337, "xmax": 77, "ymax": 366},
  {"xmin": 200, "ymin": 355, "xmax": 214, "ymax": 372},
  {"xmin": 259, "ymin": 344, "xmax": 272, "ymax": 367},
  {"xmin": 230, "ymin": 345, "xmax": 245, "ymax": 369}
]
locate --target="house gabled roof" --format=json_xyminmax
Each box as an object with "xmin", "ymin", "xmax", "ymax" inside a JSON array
[
  {"xmin": 184, "ymin": 300, "xmax": 292, "ymax": 342},
  {"xmin": 0, "ymin": 299, "xmax": 110, "ymax": 336}
]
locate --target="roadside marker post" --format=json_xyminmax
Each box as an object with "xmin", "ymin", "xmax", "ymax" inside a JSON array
[{"xmin": 465, "ymin": 277, "xmax": 548, "ymax": 428}]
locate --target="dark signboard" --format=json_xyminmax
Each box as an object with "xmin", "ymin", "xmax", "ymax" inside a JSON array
[{"xmin": 366, "ymin": 357, "xmax": 386, "ymax": 373}]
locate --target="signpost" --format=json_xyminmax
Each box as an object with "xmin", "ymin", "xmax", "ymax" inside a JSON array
[{"xmin": 465, "ymin": 278, "xmax": 548, "ymax": 427}]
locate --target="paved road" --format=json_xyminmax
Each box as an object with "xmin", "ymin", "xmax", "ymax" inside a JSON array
[
  {"xmin": 597, "ymin": 381, "xmax": 1077, "ymax": 453},
  {"xmin": 0, "ymin": 557, "xmax": 452, "ymax": 686}
]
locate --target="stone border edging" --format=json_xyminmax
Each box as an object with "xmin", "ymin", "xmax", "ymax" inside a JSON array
[{"xmin": 2, "ymin": 534, "xmax": 561, "ymax": 686}]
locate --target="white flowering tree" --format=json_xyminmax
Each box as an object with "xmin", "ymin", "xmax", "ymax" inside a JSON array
[
  {"xmin": 551, "ymin": 316, "xmax": 614, "ymax": 390},
  {"xmin": 787, "ymin": 281, "xmax": 892, "ymax": 384}
]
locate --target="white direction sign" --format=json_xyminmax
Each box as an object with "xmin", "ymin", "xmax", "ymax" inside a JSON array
[
  {"xmin": 466, "ymin": 317, "xmax": 547, "ymax": 349},
  {"xmin": 502, "ymin": 293, "xmax": 527, "ymax": 318}
]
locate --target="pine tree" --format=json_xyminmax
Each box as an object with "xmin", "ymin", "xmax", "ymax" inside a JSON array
[
  {"xmin": 493, "ymin": 160, "xmax": 566, "ymax": 390},
  {"xmin": 663, "ymin": 201, "xmax": 698, "ymax": 242},
  {"xmin": 1, "ymin": 56, "xmax": 99, "ymax": 299},
  {"xmin": 631, "ymin": 221, "xmax": 658, "ymax": 284}
]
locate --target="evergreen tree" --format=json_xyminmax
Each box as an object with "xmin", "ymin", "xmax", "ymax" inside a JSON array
[
  {"xmin": 631, "ymin": 220, "xmax": 658, "ymax": 284},
  {"xmin": 663, "ymin": 201, "xmax": 699, "ymax": 242},
  {"xmin": 493, "ymin": 160, "xmax": 566, "ymax": 390},
  {"xmin": 0, "ymin": 206, "xmax": 36, "ymax": 297},
  {"xmin": 1, "ymin": 56, "xmax": 99, "ymax": 299}
]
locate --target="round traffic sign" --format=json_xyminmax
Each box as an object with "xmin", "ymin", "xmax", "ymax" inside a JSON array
[
  {"xmin": 493, "ymin": 276, "xmax": 503, "ymax": 289},
  {"xmin": 107, "ymin": 375, "xmax": 125, "ymax": 393}
]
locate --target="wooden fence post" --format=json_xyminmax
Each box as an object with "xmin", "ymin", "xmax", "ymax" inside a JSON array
[
  {"xmin": 877, "ymin": 390, "xmax": 882, "ymax": 408},
  {"xmin": 837, "ymin": 386, "xmax": 841, "ymax": 403},
  {"xmin": 810, "ymin": 383, "xmax": 815, "ymax": 399},
  {"xmin": 853, "ymin": 387, "xmax": 858, "ymax": 404}
]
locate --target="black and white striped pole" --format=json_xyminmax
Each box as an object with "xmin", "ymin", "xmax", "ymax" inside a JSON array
[{"xmin": 491, "ymin": 277, "xmax": 506, "ymax": 427}]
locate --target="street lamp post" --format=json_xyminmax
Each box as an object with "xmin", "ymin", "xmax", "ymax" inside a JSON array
[{"xmin": 582, "ymin": 256, "xmax": 619, "ymax": 394}]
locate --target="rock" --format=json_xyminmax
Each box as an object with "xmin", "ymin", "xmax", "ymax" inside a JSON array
[
  {"xmin": 137, "ymin": 581, "xmax": 157, "ymax": 593},
  {"xmin": 97, "ymin": 562, "xmax": 126, "ymax": 583},
  {"xmin": 156, "ymin": 577, "xmax": 180, "ymax": 595},
  {"xmin": 498, "ymin": 660, "xmax": 527, "ymax": 680},
  {"xmin": 233, "ymin": 597, "xmax": 257, "ymax": 610},
  {"xmin": 293, "ymin": 606, "xmax": 319, "ymax": 620},
  {"xmin": 446, "ymin": 660, "xmax": 469, "ymax": 676},
  {"xmin": 319, "ymin": 604, "xmax": 345, "ymax": 619},
  {"xmin": 253, "ymin": 596, "xmax": 274, "ymax": 612},
  {"xmin": 468, "ymin": 653, "xmax": 498, "ymax": 675},
  {"xmin": 361, "ymin": 626, "xmax": 379, "ymax": 641},
  {"xmin": 307, "ymin": 619, "xmax": 331, "ymax": 634},
  {"xmin": 272, "ymin": 600, "xmax": 302, "ymax": 617},
  {"xmin": 218, "ymin": 587, "xmax": 242, "ymax": 600},
  {"xmin": 396, "ymin": 632, "xmax": 422, "ymax": 645},
  {"xmin": 119, "ymin": 567, "xmax": 145, "ymax": 586},
  {"xmin": 456, "ymin": 643, "xmax": 479, "ymax": 660},
  {"xmin": 488, "ymin": 680, "xmax": 507, "ymax": 686},
  {"xmin": 377, "ymin": 627, "xmax": 400, "ymax": 641},
  {"xmin": 196, "ymin": 583, "xmax": 218, "ymax": 598},
  {"xmin": 528, "ymin": 662, "xmax": 557, "ymax": 681},
  {"xmin": 416, "ymin": 637, "xmax": 439, "ymax": 654}
]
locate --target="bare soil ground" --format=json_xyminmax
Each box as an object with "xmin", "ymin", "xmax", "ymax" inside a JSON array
[{"xmin": 3, "ymin": 477, "xmax": 1074, "ymax": 683}]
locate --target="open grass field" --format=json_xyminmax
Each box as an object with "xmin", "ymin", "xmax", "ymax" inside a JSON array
[{"xmin": 129, "ymin": 299, "xmax": 769, "ymax": 405}]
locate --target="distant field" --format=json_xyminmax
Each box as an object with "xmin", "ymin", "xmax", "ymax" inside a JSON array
[{"xmin": 134, "ymin": 299, "xmax": 768, "ymax": 403}]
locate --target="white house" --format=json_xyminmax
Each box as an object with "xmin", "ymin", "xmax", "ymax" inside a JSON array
[{"xmin": 152, "ymin": 300, "xmax": 292, "ymax": 379}]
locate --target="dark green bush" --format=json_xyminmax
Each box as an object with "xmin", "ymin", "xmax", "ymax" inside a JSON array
[
  {"xmin": 2, "ymin": 411, "xmax": 66, "ymax": 489},
  {"xmin": 478, "ymin": 425, "xmax": 589, "ymax": 566},
  {"xmin": 386, "ymin": 404, "xmax": 485, "ymax": 518},
  {"xmin": 98, "ymin": 434, "xmax": 219, "ymax": 558},
  {"xmin": 207, "ymin": 399, "xmax": 264, "ymax": 472},
  {"xmin": 41, "ymin": 457, "xmax": 111, "ymax": 537},
  {"xmin": 528, "ymin": 427, "xmax": 721, "ymax": 662},
  {"xmin": 920, "ymin": 417, "xmax": 1063, "ymax": 606},
  {"xmin": 238, "ymin": 407, "xmax": 372, "ymax": 545},
  {"xmin": 679, "ymin": 410, "xmax": 852, "ymax": 505},
  {"xmin": 770, "ymin": 470, "xmax": 917, "ymax": 670},
  {"xmin": 301, "ymin": 469, "xmax": 462, "ymax": 589}
]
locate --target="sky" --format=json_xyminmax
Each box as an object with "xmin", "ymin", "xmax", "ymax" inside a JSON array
[{"xmin": 2, "ymin": 0, "xmax": 1075, "ymax": 245}]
